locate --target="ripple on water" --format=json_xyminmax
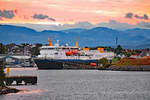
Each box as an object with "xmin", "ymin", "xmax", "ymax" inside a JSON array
[
  {"xmin": 7, "ymin": 89, "xmax": 46, "ymax": 95},
  {"xmin": 1, "ymin": 70, "xmax": 150, "ymax": 100}
]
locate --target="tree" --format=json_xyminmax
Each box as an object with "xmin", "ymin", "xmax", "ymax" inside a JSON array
[
  {"xmin": 104, "ymin": 46, "xmax": 115, "ymax": 52},
  {"xmin": 124, "ymin": 52, "xmax": 132, "ymax": 57},
  {"xmin": 112, "ymin": 57, "xmax": 121, "ymax": 63},
  {"xmin": 31, "ymin": 43, "xmax": 42, "ymax": 56},
  {"xmin": 0, "ymin": 61, "xmax": 5, "ymax": 87},
  {"xmin": 98, "ymin": 58, "xmax": 110, "ymax": 68},
  {"xmin": 115, "ymin": 45, "xmax": 124, "ymax": 55},
  {"xmin": 0, "ymin": 43, "xmax": 6, "ymax": 54}
]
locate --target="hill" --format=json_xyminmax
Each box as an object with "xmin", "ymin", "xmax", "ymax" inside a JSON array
[{"xmin": 0, "ymin": 24, "xmax": 150, "ymax": 48}]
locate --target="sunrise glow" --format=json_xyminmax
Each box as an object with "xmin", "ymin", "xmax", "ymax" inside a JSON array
[{"xmin": 0, "ymin": 0, "xmax": 150, "ymax": 25}]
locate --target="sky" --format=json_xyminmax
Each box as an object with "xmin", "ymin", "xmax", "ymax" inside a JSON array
[{"xmin": 0, "ymin": 0, "xmax": 150, "ymax": 30}]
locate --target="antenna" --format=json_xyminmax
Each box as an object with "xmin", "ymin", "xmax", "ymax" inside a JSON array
[{"xmin": 115, "ymin": 37, "xmax": 118, "ymax": 46}]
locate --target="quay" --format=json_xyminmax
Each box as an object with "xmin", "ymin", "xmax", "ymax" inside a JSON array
[{"xmin": 5, "ymin": 76, "xmax": 37, "ymax": 86}]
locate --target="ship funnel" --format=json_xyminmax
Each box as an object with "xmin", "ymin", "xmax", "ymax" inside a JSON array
[
  {"xmin": 76, "ymin": 37, "xmax": 78, "ymax": 48},
  {"xmin": 48, "ymin": 36, "xmax": 52, "ymax": 46}
]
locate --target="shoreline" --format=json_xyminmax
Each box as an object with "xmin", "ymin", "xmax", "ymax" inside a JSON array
[
  {"xmin": 5, "ymin": 66, "xmax": 150, "ymax": 71},
  {"xmin": 107, "ymin": 65, "xmax": 150, "ymax": 71},
  {"xmin": 0, "ymin": 86, "xmax": 21, "ymax": 95}
]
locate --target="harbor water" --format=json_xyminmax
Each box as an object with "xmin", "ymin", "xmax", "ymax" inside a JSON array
[{"xmin": 0, "ymin": 68, "xmax": 150, "ymax": 100}]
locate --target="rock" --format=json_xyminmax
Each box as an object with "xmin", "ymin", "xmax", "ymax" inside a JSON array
[{"xmin": 0, "ymin": 86, "xmax": 20, "ymax": 95}]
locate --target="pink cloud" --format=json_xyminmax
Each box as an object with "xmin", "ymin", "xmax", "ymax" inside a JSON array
[{"xmin": 0, "ymin": 0, "xmax": 150, "ymax": 24}]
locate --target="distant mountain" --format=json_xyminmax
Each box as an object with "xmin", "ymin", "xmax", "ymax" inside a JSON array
[
  {"xmin": 61, "ymin": 28, "xmax": 87, "ymax": 33},
  {"xmin": 0, "ymin": 24, "xmax": 150, "ymax": 48}
]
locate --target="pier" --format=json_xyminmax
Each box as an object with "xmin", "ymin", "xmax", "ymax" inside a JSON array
[{"xmin": 5, "ymin": 76, "xmax": 37, "ymax": 86}]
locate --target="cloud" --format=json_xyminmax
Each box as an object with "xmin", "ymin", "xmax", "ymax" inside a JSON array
[
  {"xmin": 125, "ymin": 12, "xmax": 149, "ymax": 20},
  {"xmin": 32, "ymin": 14, "xmax": 55, "ymax": 21},
  {"xmin": 32, "ymin": 14, "xmax": 48, "ymax": 19},
  {"xmin": 125, "ymin": 12, "xmax": 133, "ymax": 19},
  {"xmin": 97, "ymin": 20, "xmax": 150, "ymax": 30},
  {"xmin": 68, "ymin": 21, "xmax": 93, "ymax": 28},
  {"xmin": 0, "ymin": 10, "xmax": 15, "ymax": 19},
  {"xmin": 135, "ymin": 14, "xmax": 149, "ymax": 20},
  {"xmin": 96, "ymin": 20, "xmax": 136, "ymax": 30},
  {"xmin": 0, "ymin": 17, "xmax": 2, "ymax": 20},
  {"xmin": 136, "ymin": 22, "xmax": 150, "ymax": 28},
  {"xmin": 48, "ymin": 17, "xmax": 55, "ymax": 21},
  {"xmin": 2, "ymin": 20, "xmax": 150, "ymax": 31}
]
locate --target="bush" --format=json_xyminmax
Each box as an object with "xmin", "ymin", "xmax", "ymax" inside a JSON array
[
  {"xmin": 98, "ymin": 58, "xmax": 111, "ymax": 69},
  {"xmin": 0, "ymin": 61, "xmax": 5, "ymax": 87},
  {"xmin": 104, "ymin": 63, "xmax": 111, "ymax": 68},
  {"xmin": 112, "ymin": 57, "xmax": 121, "ymax": 63}
]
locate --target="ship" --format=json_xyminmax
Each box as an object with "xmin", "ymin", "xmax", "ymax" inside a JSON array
[{"xmin": 34, "ymin": 37, "xmax": 115, "ymax": 69}]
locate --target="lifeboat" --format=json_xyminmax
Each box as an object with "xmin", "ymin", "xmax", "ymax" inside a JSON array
[
  {"xmin": 72, "ymin": 50, "xmax": 78, "ymax": 54},
  {"xmin": 90, "ymin": 62, "xmax": 97, "ymax": 66},
  {"xmin": 66, "ymin": 51, "xmax": 73, "ymax": 56},
  {"xmin": 66, "ymin": 50, "xmax": 78, "ymax": 56}
]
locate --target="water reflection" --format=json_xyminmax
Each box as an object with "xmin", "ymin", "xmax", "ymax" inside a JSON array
[{"xmin": 8, "ymin": 89, "xmax": 43, "ymax": 95}]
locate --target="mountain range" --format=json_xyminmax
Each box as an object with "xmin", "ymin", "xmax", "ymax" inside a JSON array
[{"xmin": 0, "ymin": 24, "xmax": 150, "ymax": 48}]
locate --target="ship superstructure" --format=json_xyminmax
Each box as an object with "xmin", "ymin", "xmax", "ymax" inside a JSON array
[{"xmin": 34, "ymin": 38, "xmax": 114, "ymax": 69}]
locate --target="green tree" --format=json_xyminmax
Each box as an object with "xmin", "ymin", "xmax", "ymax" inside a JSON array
[
  {"xmin": 0, "ymin": 43, "xmax": 6, "ymax": 54},
  {"xmin": 124, "ymin": 52, "xmax": 132, "ymax": 57},
  {"xmin": 98, "ymin": 58, "xmax": 110, "ymax": 68},
  {"xmin": 115, "ymin": 45, "xmax": 124, "ymax": 55},
  {"xmin": 0, "ymin": 61, "xmax": 5, "ymax": 87},
  {"xmin": 31, "ymin": 44, "xmax": 42, "ymax": 56},
  {"xmin": 112, "ymin": 57, "xmax": 121, "ymax": 63},
  {"xmin": 104, "ymin": 46, "xmax": 115, "ymax": 52}
]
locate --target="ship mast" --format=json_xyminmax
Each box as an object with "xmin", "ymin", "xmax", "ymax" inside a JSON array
[
  {"xmin": 76, "ymin": 37, "xmax": 78, "ymax": 48},
  {"xmin": 116, "ymin": 36, "xmax": 118, "ymax": 47},
  {"xmin": 48, "ymin": 36, "xmax": 52, "ymax": 46}
]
